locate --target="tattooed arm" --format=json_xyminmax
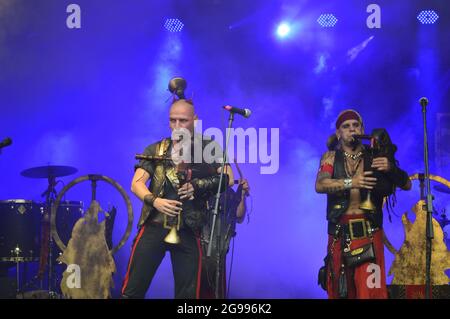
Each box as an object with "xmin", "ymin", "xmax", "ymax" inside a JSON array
[
  {"xmin": 131, "ymin": 168, "xmax": 182, "ymax": 217},
  {"xmin": 315, "ymin": 176, "xmax": 346, "ymax": 194},
  {"xmin": 315, "ymin": 151, "xmax": 346, "ymax": 194},
  {"xmin": 315, "ymin": 151, "xmax": 377, "ymax": 194},
  {"xmin": 131, "ymin": 168, "xmax": 152, "ymax": 200}
]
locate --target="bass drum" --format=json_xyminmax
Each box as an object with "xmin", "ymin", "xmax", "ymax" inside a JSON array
[
  {"xmin": 53, "ymin": 200, "xmax": 84, "ymax": 253},
  {"xmin": 0, "ymin": 200, "xmax": 42, "ymax": 262}
]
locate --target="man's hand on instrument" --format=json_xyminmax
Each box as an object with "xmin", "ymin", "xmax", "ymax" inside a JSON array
[
  {"xmin": 371, "ymin": 157, "xmax": 391, "ymax": 172},
  {"xmin": 178, "ymin": 182, "xmax": 195, "ymax": 200},
  {"xmin": 153, "ymin": 198, "xmax": 183, "ymax": 216},
  {"xmin": 239, "ymin": 178, "xmax": 250, "ymax": 197},
  {"xmin": 352, "ymin": 171, "xmax": 377, "ymax": 190}
]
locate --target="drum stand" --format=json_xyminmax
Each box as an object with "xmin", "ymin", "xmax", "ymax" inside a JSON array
[
  {"xmin": 0, "ymin": 248, "xmax": 37, "ymax": 296},
  {"xmin": 18, "ymin": 165, "xmax": 78, "ymax": 298},
  {"xmin": 40, "ymin": 176, "xmax": 59, "ymax": 298},
  {"xmin": 12, "ymin": 246, "xmax": 22, "ymax": 294}
]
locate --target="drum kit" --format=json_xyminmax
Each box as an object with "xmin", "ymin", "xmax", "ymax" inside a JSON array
[{"xmin": 0, "ymin": 165, "xmax": 82, "ymax": 298}]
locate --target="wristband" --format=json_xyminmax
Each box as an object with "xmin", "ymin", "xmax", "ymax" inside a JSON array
[
  {"xmin": 144, "ymin": 193, "xmax": 157, "ymax": 207},
  {"xmin": 343, "ymin": 178, "xmax": 352, "ymax": 190}
]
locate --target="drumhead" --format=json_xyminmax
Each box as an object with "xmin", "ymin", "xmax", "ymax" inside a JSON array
[
  {"xmin": 59, "ymin": 200, "xmax": 83, "ymax": 206},
  {"xmin": 0, "ymin": 199, "xmax": 34, "ymax": 204}
]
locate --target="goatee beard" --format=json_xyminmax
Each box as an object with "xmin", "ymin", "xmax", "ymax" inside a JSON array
[{"xmin": 349, "ymin": 138, "xmax": 361, "ymax": 151}]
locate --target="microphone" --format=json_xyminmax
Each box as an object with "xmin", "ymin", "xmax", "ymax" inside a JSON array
[
  {"xmin": 352, "ymin": 134, "xmax": 372, "ymax": 140},
  {"xmin": 223, "ymin": 105, "xmax": 251, "ymax": 118},
  {"xmin": 419, "ymin": 97, "xmax": 429, "ymax": 108},
  {"xmin": 0, "ymin": 137, "xmax": 12, "ymax": 149}
]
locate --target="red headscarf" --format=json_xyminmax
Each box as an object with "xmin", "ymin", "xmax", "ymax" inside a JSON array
[{"xmin": 335, "ymin": 109, "xmax": 363, "ymax": 129}]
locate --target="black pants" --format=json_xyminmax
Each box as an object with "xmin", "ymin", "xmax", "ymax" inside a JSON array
[{"xmin": 121, "ymin": 222, "xmax": 202, "ymax": 299}]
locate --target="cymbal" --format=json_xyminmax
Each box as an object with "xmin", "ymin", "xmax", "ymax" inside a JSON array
[
  {"xmin": 434, "ymin": 184, "xmax": 450, "ymax": 195},
  {"xmin": 21, "ymin": 165, "xmax": 78, "ymax": 179}
]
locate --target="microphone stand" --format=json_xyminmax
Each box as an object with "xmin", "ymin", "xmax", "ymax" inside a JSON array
[
  {"xmin": 207, "ymin": 112, "xmax": 234, "ymax": 298},
  {"xmin": 420, "ymin": 98, "xmax": 434, "ymax": 299}
]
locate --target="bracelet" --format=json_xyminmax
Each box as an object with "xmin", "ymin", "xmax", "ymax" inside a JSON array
[
  {"xmin": 343, "ymin": 178, "xmax": 352, "ymax": 190},
  {"xmin": 144, "ymin": 193, "xmax": 157, "ymax": 207}
]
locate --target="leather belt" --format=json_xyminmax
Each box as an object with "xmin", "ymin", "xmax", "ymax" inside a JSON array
[{"xmin": 328, "ymin": 218, "xmax": 380, "ymax": 240}]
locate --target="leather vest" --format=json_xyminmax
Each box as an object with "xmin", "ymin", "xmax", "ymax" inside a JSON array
[
  {"xmin": 137, "ymin": 138, "xmax": 215, "ymax": 231},
  {"xmin": 137, "ymin": 138, "xmax": 171, "ymax": 227},
  {"xmin": 326, "ymin": 149, "xmax": 394, "ymax": 234}
]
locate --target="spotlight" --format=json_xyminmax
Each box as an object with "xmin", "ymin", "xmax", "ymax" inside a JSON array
[
  {"xmin": 164, "ymin": 18, "xmax": 184, "ymax": 32},
  {"xmin": 276, "ymin": 23, "xmax": 291, "ymax": 38},
  {"xmin": 317, "ymin": 14, "xmax": 338, "ymax": 28},
  {"xmin": 417, "ymin": 10, "xmax": 439, "ymax": 24}
]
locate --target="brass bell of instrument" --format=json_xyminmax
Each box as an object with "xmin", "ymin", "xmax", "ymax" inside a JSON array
[
  {"xmin": 360, "ymin": 190, "xmax": 376, "ymax": 212},
  {"xmin": 164, "ymin": 226, "xmax": 181, "ymax": 244}
]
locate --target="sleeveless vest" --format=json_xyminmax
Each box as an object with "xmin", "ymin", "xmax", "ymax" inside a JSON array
[{"xmin": 326, "ymin": 149, "xmax": 394, "ymax": 234}]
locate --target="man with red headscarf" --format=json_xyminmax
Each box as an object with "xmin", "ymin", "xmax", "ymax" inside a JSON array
[{"xmin": 315, "ymin": 109, "xmax": 411, "ymax": 299}]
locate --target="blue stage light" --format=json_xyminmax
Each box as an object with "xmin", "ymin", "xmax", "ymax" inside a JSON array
[
  {"xmin": 164, "ymin": 18, "xmax": 184, "ymax": 32},
  {"xmin": 317, "ymin": 14, "xmax": 338, "ymax": 28},
  {"xmin": 417, "ymin": 10, "xmax": 439, "ymax": 24},
  {"xmin": 276, "ymin": 23, "xmax": 291, "ymax": 38}
]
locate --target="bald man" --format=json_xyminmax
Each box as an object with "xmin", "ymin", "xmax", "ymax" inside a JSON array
[{"xmin": 121, "ymin": 99, "xmax": 233, "ymax": 299}]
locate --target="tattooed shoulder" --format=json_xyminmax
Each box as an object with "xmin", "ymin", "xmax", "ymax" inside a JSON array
[{"xmin": 320, "ymin": 151, "xmax": 335, "ymax": 166}]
